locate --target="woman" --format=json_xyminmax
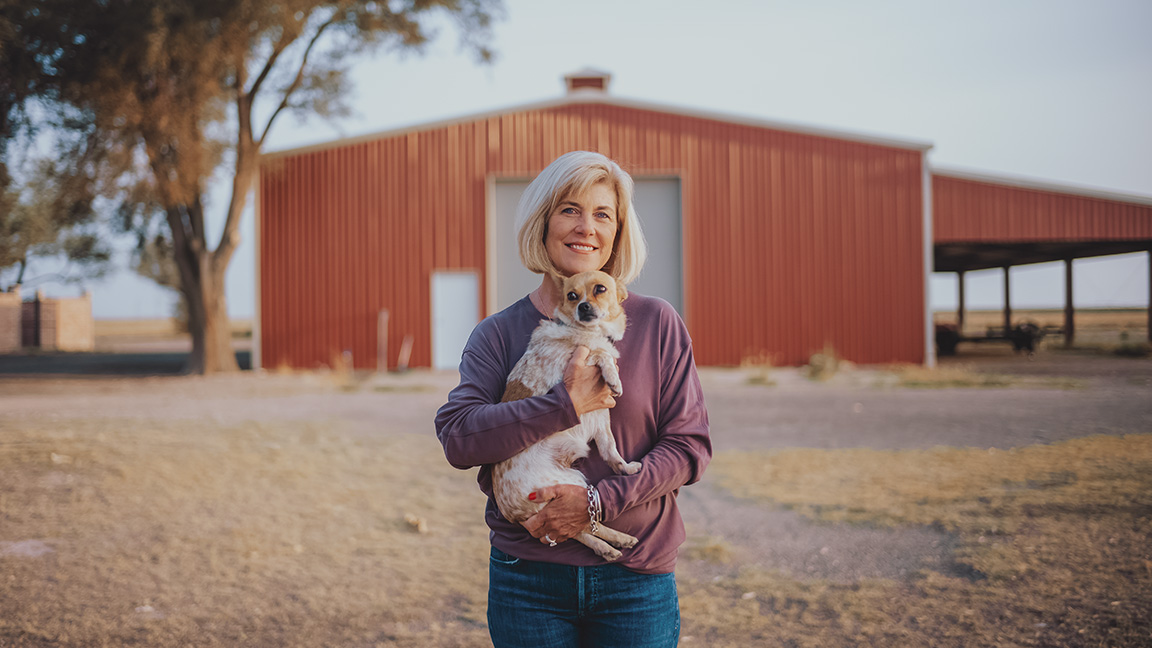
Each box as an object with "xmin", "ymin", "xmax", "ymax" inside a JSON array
[{"xmin": 435, "ymin": 151, "xmax": 711, "ymax": 648}]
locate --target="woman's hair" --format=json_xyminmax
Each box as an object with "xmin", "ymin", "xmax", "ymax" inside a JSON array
[{"xmin": 515, "ymin": 151, "xmax": 648, "ymax": 285}]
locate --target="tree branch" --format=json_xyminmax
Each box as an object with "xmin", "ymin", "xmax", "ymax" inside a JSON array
[
  {"xmin": 257, "ymin": 13, "xmax": 342, "ymax": 148},
  {"xmin": 246, "ymin": 24, "xmax": 298, "ymax": 100}
]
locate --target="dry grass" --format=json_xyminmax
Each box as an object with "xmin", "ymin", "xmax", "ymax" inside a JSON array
[
  {"xmin": 698, "ymin": 436, "xmax": 1152, "ymax": 646},
  {"xmin": 0, "ymin": 417, "xmax": 491, "ymax": 647},
  {"xmin": 882, "ymin": 364, "xmax": 1084, "ymax": 390},
  {"xmin": 3, "ymin": 381, "xmax": 1151, "ymax": 646},
  {"xmin": 739, "ymin": 351, "xmax": 777, "ymax": 387},
  {"xmin": 95, "ymin": 319, "xmax": 253, "ymax": 339},
  {"xmin": 933, "ymin": 307, "xmax": 1147, "ymax": 333},
  {"xmin": 934, "ymin": 307, "xmax": 1149, "ymax": 351}
]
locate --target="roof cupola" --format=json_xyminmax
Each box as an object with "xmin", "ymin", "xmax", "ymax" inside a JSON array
[{"xmin": 563, "ymin": 68, "xmax": 612, "ymax": 95}]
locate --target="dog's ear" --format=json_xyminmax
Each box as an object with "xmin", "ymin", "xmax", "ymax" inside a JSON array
[
  {"xmin": 550, "ymin": 272, "xmax": 565, "ymax": 294},
  {"xmin": 615, "ymin": 281, "xmax": 628, "ymax": 304}
]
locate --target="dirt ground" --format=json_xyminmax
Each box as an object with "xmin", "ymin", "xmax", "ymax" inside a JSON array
[{"xmin": 2, "ymin": 345, "xmax": 1150, "ymax": 646}]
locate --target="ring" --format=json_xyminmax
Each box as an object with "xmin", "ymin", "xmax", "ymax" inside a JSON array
[{"xmin": 544, "ymin": 534, "xmax": 557, "ymax": 547}]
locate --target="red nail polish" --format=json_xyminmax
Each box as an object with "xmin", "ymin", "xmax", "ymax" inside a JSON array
[{"xmin": 528, "ymin": 492, "xmax": 537, "ymax": 501}]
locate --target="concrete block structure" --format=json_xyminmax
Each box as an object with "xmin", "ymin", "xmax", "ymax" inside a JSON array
[
  {"xmin": 18, "ymin": 291, "xmax": 95, "ymax": 352},
  {"xmin": 0, "ymin": 286, "xmax": 21, "ymax": 353}
]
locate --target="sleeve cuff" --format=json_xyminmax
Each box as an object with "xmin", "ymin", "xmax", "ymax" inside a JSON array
[{"xmin": 549, "ymin": 380, "xmax": 581, "ymax": 430}]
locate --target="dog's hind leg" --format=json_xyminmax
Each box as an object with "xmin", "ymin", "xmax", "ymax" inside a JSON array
[
  {"xmin": 590, "ymin": 524, "xmax": 638, "ymax": 550},
  {"xmin": 575, "ymin": 531, "xmax": 624, "ymax": 562}
]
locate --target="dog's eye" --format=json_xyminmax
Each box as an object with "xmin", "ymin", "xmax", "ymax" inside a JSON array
[
  {"xmin": 594, "ymin": 285, "xmax": 607, "ymax": 295},
  {"xmin": 567, "ymin": 291, "xmax": 578, "ymax": 301}
]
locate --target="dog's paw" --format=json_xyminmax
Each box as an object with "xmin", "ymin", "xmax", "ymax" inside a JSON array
[
  {"xmin": 608, "ymin": 382, "xmax": 623, "ymax": 398},
  {"xmin": 614, "ymin": 534, "xmax": 638, "ymax": 550},
  {"xmin": 612, "ymin": 460, "xmax": 642, "ymax": 475},
  {"xmin": 596, "ymin": 547, "xmax": 623, "ymax": 562}
]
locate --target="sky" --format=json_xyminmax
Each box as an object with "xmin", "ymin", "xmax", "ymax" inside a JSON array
[{"xmin": 14, "ymin": 0, "xmax": 1152, "ymax": 319}]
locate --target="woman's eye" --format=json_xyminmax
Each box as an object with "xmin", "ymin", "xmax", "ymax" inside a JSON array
[
  {"xmin": 567, "ymin": 292, "xmax": 578, "ymax": 301},
  {"xmin": 594, "ymin": 285, "xmax": 606, "ymax": 295},
  {"xmin": 595, "ymin": 211, "xmax": 611, "ymax": 219}
]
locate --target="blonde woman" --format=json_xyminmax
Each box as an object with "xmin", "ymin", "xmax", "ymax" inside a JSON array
[{"xmin": 436, "ymin": 151, "xmax": 711, "ymax": 647}]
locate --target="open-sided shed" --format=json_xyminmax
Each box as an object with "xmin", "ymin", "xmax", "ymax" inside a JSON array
[{"xmin": 933, "ymin": 169, "xmax": 1152, "ymax": 342}]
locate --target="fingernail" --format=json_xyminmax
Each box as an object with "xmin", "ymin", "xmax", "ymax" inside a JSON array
[{"xmin": 528, "ymin": 492, "xmax": 537, "ymax": 501}]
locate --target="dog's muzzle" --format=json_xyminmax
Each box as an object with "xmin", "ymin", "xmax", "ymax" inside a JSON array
[{"xmin": 577, "ymin": 301, "xmax": 599, "ymax": 322}]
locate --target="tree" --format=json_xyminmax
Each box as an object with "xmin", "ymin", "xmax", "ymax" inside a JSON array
[
  {"xmin": 1, "ymin": 0, "xmax": 499, "ymax": 372},
  {"xmin": 0, "ymin": 158, "xmax": 113, "ymax": 290}
]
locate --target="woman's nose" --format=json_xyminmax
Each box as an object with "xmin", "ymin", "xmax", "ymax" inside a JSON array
[{"xmin": 573, "ymin": 213, "xmax": 595, "ymax": 235}]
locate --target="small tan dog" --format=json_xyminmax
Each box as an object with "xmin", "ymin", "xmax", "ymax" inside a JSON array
[{"xmin": 492, "ymin": 270, "xmax": 642, "ymax": 561}]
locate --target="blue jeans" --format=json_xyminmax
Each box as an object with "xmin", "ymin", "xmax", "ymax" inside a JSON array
[{"xmin": 487, "ymin": 547, "xmax": 680, "ymax": 648}]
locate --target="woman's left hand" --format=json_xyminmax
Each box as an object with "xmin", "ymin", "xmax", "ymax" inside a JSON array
[{"xmin": 522, "ymin": 484, "xmax": 589, "ymax": 544}]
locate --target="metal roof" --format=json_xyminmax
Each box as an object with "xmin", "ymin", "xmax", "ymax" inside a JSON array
[
  {"xmin": 933, "ymin": 166, "xmax": 1152, "ymax": 208},
  {"xmin": 264, "ymin": 91, "xmax": 935, "ymax": 160},
  {"xmin": 931, "ymin": 168, "xmax": 1152, "ymax": 273}
]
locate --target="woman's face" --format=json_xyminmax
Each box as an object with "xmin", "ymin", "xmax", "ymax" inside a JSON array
[{"xmin": 544, "ymin": 181, "xmax": 619, "ymax": 277}]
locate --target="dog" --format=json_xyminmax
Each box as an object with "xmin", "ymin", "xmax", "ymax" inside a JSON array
[{"xmin": 491, "ymin": 270, "xmax": 642, "ymax": 561}]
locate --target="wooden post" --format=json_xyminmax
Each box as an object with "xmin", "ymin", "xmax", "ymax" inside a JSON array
[
  {"xmin": 377, "ymin": 309, "xmax": 390, "ymax": 373},
  {"xmin": 397, "ymin": 334, "xmax": 414, "ymax": 372},
  {"xmin": 1002, "ymin": 266, "xmax": 1012, "ymax": 334},
  {"xmin": 1064, "ymin": 259, "xmax": 1075, "ymax": 348},
  {"xmin": 957, "ymin": 270, "xmax": 966, "ymax": 334},
  {"xmin": 1147, "ymin": 249, "xmax": 1151, "ymax": 343}
]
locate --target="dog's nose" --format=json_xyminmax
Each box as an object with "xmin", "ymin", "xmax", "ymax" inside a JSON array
[{"xmin": 578, "ymin": 301, "xmax": 595, "ymax": 320}]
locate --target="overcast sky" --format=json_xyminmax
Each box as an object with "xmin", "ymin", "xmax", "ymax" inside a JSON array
[{"xmin": 32, "ymin": 0, "xmax": 1152, "ymax": 319}]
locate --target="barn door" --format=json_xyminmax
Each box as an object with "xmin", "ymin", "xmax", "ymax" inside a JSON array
[{"xmin": 431, "ymin": 271, "xmax": 480, "ymax": 371}]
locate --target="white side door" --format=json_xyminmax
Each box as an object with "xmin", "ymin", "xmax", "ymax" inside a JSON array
[{"xmin": 431, "ymin": 271, "xmax": 480, "ymax": 371}]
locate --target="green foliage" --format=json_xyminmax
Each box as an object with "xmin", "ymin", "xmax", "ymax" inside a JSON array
[{"xmin": 0, "ymin": 157, "xmax": 112, "ymax": 289}]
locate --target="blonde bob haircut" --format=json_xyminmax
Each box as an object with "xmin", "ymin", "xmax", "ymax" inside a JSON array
[{"xmin": 516, "ymin": 151, "xmax": 648, "ymax": 286}]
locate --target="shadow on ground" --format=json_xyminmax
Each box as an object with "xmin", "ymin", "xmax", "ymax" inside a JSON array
[{"xmin": 0, "ymin": 351, "xmax": 252, "ymax": 375}]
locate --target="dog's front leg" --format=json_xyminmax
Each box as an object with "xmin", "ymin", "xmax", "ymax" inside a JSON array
[
  {"xmin": 588, "ymin": 350, "xmax": 623, "ymax": 397},
  {"xmin": 585, "ymin": 410, "xmax": 641, "ymax": 475}
]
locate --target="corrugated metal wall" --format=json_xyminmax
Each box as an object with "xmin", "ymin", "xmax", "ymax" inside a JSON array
[
  {"xmin": 259, "ymin": 102, "xmax": 927, "ymax": 369},
  {"xmin": 934, "ymin": 174, "xmax": 1152, "ymax": 242}
]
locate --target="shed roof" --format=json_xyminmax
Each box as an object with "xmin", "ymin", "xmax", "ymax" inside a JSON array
[{"xmin": 932, "ymin": 167, "xmax": 1152, "ymax": 273}]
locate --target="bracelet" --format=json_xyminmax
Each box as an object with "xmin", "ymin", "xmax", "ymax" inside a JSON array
[{"xmin": 586, "ymin": 484, "xmax": 602, "ymax": 533}]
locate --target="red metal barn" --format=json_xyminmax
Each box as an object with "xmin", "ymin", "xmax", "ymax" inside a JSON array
[{"xmin": 256, "ymin": 72, "xmax": 934, "ymax": 371}]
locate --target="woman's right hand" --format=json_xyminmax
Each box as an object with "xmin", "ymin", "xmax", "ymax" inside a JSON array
[{"xmin": 564, "ymin": 346, "xmax": 616, "ymax": 416}]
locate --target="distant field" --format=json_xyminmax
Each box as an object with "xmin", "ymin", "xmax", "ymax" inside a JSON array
[
  {"xmin": 95, "ymin": 319, "xmax": 253, "ymax": 339},
  {"xmin": 93, "ymin": 311, "xmax": 1145, "ymax": 348},
  {"xmin": 98, "ymin": 311, "xmax": 1144, "ymax": 339},
  {"xmin": 933, "ymin": 307, "xmax": 1147, "ymax": 346}
]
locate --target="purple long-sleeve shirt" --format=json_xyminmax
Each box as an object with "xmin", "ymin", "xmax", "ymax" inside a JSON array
[{"xmin": 434, "ymin": 292, "xmax": 711, "ymax": 574}]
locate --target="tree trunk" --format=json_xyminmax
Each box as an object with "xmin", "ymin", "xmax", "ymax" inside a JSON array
[{"xmin": 183, "ymin": 252, "xmax": 238, "ymax": 374}]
